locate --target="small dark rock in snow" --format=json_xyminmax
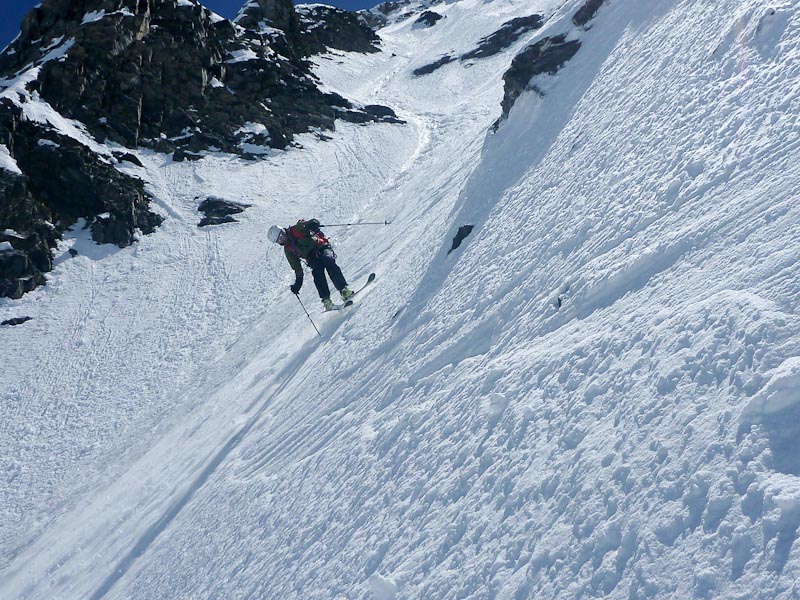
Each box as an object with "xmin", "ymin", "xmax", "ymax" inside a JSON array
[
  {"xmin": 339, "ymin": 104, "xmax": 406, "ymax": 125},
  {"xmin": 448, "ymin": 225, "xmax": 474, "ymax": 254},
  {"xmin": 413, "ymin": 54, "xmax": 456, "ymax": 76},
  {"xmin": 197, "ymin": 197, "xmax": 252, "ymax": 227},
  {"xmin": 68, "ymin": 248, "xmax": 78, "ymax": 257},
  {"xmin": 112, "ymin": 151, "xmax": 144, "ymax": 167},
  {"xmin": 415, "ymin": 11, "xmax": 444, "ymax": 28},
  {"xmin": 2, "ymin": 316, "xmax": 32, "ymax": 327}
]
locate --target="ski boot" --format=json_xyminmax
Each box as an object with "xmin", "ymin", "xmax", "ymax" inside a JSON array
[
  {"xmin": 322, "ymin": 297, "xmax": 335, "ymax": 311},
  {"xmin": 340, "ymin": 287, "xmax": 355, "ymax": 302}
]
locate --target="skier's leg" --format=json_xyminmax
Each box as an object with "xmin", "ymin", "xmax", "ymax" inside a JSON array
[
  {"xmin": 307, "ymin": 254, "xmax": 331, "ymax": 299},
  {"xmin": 320, "ymin": 249, "xmax": 348, "ymax": 291}
]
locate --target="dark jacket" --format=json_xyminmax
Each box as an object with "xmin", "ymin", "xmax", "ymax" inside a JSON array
[{"xmin": 283, "ymin": 219, "xmax": 329, "ymax": 282}]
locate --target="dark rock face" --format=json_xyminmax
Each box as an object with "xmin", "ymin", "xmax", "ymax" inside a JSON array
[
  {"xmin": 295, "ymin": 5, "xmax": 381, "ymax": 55},
  {"xmin": 1, "ymin": 0, "xmax": 386, "ymax": 159},
  {"xmin": 498, "ymin": 35, "xmax": 582, "ymax": 121},
  {"xmin": 359, "ymin": 1, "xmax": 413, "ymax": 30},
  {"xmin": 414, "ymin": 14, "xmax": 544, "ymax": 76},
  {"xmin": 14, "ymin": 128, "xmax": 162, "ymax": 248},
  {"xmin": 197, "ymin": 196, "xmax": 251, "ymax": 227},
  {"xmin": 413, "ymin": 54, "xmax": 455, "ymax": 76},
  {"xmin": 236, "ymin": 0, "xmax": 297, "ymax": 34},
  {"xmin": 338, "ymin": 104, "xmax": 405, "ymax": 125},
  {"xmin": 0, "ymin": 249, "xmax": 46, "ymax": 299},
  {"xmin": 0, "ymin": 95, "xmax": 162, "ymax": 297},
  {"xmin": 448, "ymin": 224, "xmax": 474, "ymax": 254},
  {"xmin": 414, "ymin": 11, "xmax": 444, "ymax": 28},
  {"xmin": 1, "ymin": 107, "xmax": 56, "ymax": 298},
  {"xmin": 573, "ymin": 0, "xmax": 607, "ymax": 27},
  {"xmin": 462, "ymin": 15, "xmax": 544, "ymax": 60},
  {"xmin": 0, "ymin": 0, "xmax": 400, "ymax": 298}
]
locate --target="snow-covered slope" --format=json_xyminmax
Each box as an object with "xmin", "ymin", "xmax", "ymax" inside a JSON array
[{"xmin": 2, "ymin": 0, "xmax": 800, "ymax": 598}]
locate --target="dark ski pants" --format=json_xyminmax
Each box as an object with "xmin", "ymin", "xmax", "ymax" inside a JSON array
[{"xmin": 307, "ymin": 248, "xmax": 348, "ymax": 300}]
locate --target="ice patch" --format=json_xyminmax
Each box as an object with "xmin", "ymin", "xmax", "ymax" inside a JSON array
[{"xmin": 0, "ymin": 241, "xmax": 13, "ymax": 252}]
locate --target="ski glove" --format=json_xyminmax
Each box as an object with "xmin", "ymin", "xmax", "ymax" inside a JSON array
[{"xmin": 290, "ymin": 281, "xmax": 302, "ymax": 295}]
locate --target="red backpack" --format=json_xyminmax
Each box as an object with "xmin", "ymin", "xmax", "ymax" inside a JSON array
[{"xmin": 288, "ymin": 219, "xmax": 329, "ymax": 248}]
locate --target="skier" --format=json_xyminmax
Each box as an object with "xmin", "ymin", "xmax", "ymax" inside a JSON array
[{"xmin": 268, "ymin": 219, "xmax": 354, "ymax": 310}]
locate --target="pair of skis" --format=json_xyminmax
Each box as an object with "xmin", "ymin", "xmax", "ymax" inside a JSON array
[{"xmin": 325, "ymin": 273, "xmax": 376, "ymax": 311}]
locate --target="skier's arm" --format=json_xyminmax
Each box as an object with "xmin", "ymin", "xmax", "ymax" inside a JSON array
[{"xmin": 285, "ymin": 247, "xmax": 303, "ymax": 292}]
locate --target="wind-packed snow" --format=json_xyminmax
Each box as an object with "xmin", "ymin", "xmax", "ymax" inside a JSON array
[{"xmin": 2, "ymin": 0, "xmax": 800, "ymax": 599}]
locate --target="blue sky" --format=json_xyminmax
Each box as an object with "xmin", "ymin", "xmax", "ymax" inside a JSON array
[{"xmin": 0, "ymin": 1, "xmax": 379, "ymax": 50}]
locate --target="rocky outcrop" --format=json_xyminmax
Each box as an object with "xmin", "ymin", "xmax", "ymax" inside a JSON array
[
  {"xmin": 235, "ymin": 0, "xmax": 298, "ymax": 35},
  {"xmin": 496, "ymin": 35, "xmax": 582, "ymax": 124},
  {"xmin": 0, "ymin": 0, "xmax": 401, "ymax": 298},
  {"xmin": 414, "ymin": 11, "xmax": 444, "ymax": 28},
  {"xmin": 1, "ymin": 105, "xmax": 56, "ymax": 298},
  {"xmin": 462, "ymin": 15, "xmax": 544, "ymax": 60},
  {"xmin": 339, "ymin": 104, "xmax": 405, "ymax": 125},
  {"xmin": 0, "ymin": 93, "xmax": 162, "ymax": 297},
  {"xmin": 415, "ymin": 14, "xmax": 544, "ymax": 76},
  {"xmin": 295, "ymin": 5, "xmax": 380, "ymax": 55},
  {"xmin": 359, "ymin": 1, "xmax": 413, "ymax": 30},
  {"xmin": 1, "ymin": 0, "xmax": 390, "ymax": 159},
  {"xmin": 413, "ymin": 54, "xmax": 455, "ymax": 76},
  {"xmin": 1, "ymin": 316, "xmax": 32, "ymax": 326},
  {"xmin": 448, "ymin": 225, "xmax": 474, "ymax": 255},
  {"xmin": 573, "ymin": 0, "xmax": 607, "ymax": 28},
  {"xmin": 197, "ymin": 196, "xmax": 251, "ymax": 227}
]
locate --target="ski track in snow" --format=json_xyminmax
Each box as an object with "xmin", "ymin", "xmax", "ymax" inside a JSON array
[{"xmin": 2, "ymin": 0, "xmax": 800, "ymax": 599}]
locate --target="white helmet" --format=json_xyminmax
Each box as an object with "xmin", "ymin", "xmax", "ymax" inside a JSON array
[{"xmin": 268, "ymin": 225, "xmax": 283, "ymax": 243}]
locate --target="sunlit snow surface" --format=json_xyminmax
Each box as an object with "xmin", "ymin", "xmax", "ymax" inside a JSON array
[{"xmin": 2, "ymin": 0, "xmax": 800, "ymax": 598}]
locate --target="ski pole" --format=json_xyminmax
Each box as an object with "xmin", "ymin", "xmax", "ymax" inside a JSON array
[
  {"xmin": 319, "ymin": 220, "xmax": 391, "ymax": 227},
  {"xmin": 294, "ymin": 294, "xmax": 322, "ymax": 338}
]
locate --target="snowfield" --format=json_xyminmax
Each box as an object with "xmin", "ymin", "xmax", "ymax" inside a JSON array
[{"xmin": 2, "ymin": 0, "xmax": 800, "ymax": 598}]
